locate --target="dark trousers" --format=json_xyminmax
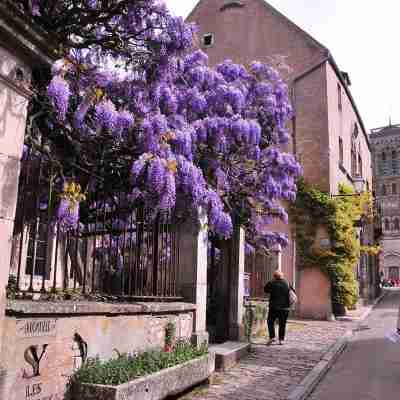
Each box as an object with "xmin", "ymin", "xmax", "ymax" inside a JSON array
[{"xmin": 267, "ymin": 308, "xmax": 289, "ymax": 340}]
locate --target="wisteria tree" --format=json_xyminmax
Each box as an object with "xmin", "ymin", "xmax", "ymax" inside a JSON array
[{"xmin": 17, "ymin": 0, "xmax": 301, "ymax": 251}]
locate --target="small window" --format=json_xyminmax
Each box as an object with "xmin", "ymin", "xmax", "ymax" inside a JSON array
[
  {"xmin": 358, "ymin": 154, "xmax": 363, "ymax": 177},
  {"xmin": 203, "ymin": 33, "xmax": 214, "ymax": 47},
  {"xmin": 15, "ymin": 67, "xmax": 25, "ymax": 82},
  {"xmin": 385, "ymin": 219, "xmax": 390, "ymax": 231},
  {"xmin": 392, "ymin": 183, "xmax": 397, "ymax": 194},
  {"xmin": 395, "ymin": 218, "xmax": 400, "ymax": 231},
  {"xmin": 337, "ymin": 83, "xmax": 342, "ymax": 110},
  {"xmin": 382, "ymin": 152, "xmax": 386, "ymax": 161},
  {"xmin": 382, "ymin": 185, "xmax": 387, "ymax": 196},
  {"xmin": 339, "ymin": 137, "xmax": 344, "ymax": 165},
  {"xmin": 392, "ymin": 151, "xmax": 398, "ymax": 174},
  {"xmin": 353, "ymin": 123, "xmax": 359, "ymax": 138}
]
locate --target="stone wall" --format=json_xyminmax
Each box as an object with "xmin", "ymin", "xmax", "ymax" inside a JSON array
[{"xmin": 0, "ymin": 302, "xmax": 195, "ymax": 400}]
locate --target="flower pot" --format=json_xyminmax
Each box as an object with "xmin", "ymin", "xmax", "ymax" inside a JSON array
[
  {"xmin": 73, "ymin": 353, "xmax": 215, "ymax": 400},
  {"xmin": 332, "ymin": 302, "xmax": 346, "ymax": 316}
]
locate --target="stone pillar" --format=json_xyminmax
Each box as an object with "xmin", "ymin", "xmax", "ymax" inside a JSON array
[
  {"xmin": 0, "ymin": 46, "xmax": 31, "ymax": 357},
  {"xmin": 216, "ymin": 225, "xmax": 245, "ymax": 342},
  {"xmin": 227, "ymin": 226, "xmax": 245, "ymax": 341},
  {"xmin": 177, "ymin": 210, "xmax": 209, "ymax": 347}
]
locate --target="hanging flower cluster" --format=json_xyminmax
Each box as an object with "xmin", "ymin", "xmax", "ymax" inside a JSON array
[
  {"xmin": 57, "ymin": 182, "xmax": 86, "ymax": 231},
  {"xmin": 27, "ymin": 1, "xmax": 301, "ymax": 249}
]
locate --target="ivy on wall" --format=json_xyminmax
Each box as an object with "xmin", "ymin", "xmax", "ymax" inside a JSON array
[{"xmin": 291, "ymin": 180, "xmax": 378, "ymax": 308}]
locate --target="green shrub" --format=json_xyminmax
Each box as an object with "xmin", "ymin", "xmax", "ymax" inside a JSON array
[
  {"xmin": 70, "ymin": 341, "xmax": 208, "ymax": 387},
  {"xmin": 290, "ymin": 180, "xmax": 374, "ymax": 309}
]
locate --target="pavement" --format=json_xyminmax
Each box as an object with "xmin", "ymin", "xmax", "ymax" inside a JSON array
[
  {"xmin": 308, "ymin": 289, "xmax": 400, "ymax": 400},
  {"xmin": 176, "ymin": 315, "xmax": 358, "ymax": 400}
]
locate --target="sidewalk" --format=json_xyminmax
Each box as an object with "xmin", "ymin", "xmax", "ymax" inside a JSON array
[{"xmin": 176, "ymin": 319, "xmax": 358, "ymax": 400}]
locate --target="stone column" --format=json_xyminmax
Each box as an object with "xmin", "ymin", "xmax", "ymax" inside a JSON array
[
  {"xmin": 227, "ymin": 226, "xmax": 245, "ymax": 341},
  {"xmin": 216, "ymin": 225, "xmax": 245, "ymax": 342},
  {"xmin": 0, "ymin": 46, "xmax": 31, "ymax": 355},
  {"xmin": 177, "ymin": 210, "xmax": 209, "ymax": 347}
]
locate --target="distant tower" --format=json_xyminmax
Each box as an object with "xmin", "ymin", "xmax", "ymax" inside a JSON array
[{"xmin": 370, "ymin": 123, "xmax": 400, "ymax": 282}]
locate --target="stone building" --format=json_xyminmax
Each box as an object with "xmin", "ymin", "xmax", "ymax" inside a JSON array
[
  {"xmin": 187, "ymin": 0, "xmax": 376, "ymax": 318},
  {"xmin": 370, "ymin": 124, "xmax": 400, "ymax": 282}
]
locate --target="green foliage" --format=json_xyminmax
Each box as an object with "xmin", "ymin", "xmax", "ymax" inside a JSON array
[
  {"xmin": 6, "ymin": 275, "xmax": 18, "ymax": 300},
  {"xmin": 291, "ymin": 180, "xmax": 375, "ymax": 308},
  {"xmin": 165, "ymin": 322, "xmax": 176, "ymax": 347},
  {"xmin": 70, "ymin": 341, "xmax": 208, "ymax": 387}
]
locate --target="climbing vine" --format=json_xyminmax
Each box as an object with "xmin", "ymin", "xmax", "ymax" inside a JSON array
[{"xmin": 291, "ymin": 180, "xmax": 378, "ymax": 308}]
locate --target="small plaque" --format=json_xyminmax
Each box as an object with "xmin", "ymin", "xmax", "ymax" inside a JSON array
[
  {"xmin": 17, "ymin": 319, "xmax": 57, "ymax": 338},
  {"xmin": 319, "ymin": 238, "xmax": 331, "ymax": 249}
]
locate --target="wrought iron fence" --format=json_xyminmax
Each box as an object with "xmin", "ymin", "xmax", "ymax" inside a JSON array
[
  {"xmin": 245, "ymin": 252, "xmax": 274, "ymax": 299},
  {"xmin": 9, "ymin": 155, "xmax": 181, "ymax": 301},
  {"xmin": 207, "ymin": 236, "xmax": 274, "ymax": 300}
]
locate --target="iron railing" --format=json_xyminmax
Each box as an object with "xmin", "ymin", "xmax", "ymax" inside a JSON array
[
  {"xmin": 245, "ymin": 252, "xmax": 274, "ymax": 299},
  {"xmin": 9, "ymin": 156, "xmax": 181, "ymax": 301}
]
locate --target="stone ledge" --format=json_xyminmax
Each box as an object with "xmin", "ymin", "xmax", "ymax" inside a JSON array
[
  {"xmin": 6, "ymin": 300, "xmax": 196, "ymax": 317},
  {"xmin": 209, "ymin": 341, "xmax": 250, "ymax": 371}
]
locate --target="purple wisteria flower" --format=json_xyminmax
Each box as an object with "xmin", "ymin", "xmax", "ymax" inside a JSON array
[
  {"xmin": 47, "ymin": 76, "xmax": 71, "ymax": 121},
  {"xmin": 57, "ymin": 198, "xmax": 79, "ymax": 231},
  {"xmin": 37, "ymin": 0, "xmax": 302, "ymax": 249}
]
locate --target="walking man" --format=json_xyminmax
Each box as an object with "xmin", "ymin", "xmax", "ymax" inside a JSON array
[{"xmin": 264, "ymin": 270, "xmax": 294, "ymax": 345}]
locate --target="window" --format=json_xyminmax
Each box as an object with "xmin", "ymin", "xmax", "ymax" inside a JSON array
[
  {"xmin": 220, "ymin": 1, "xmax": 245, "ymax": 11},
  {"xmin": 337, "ymin": 83, "xmax": 342, "ymax": 110},
  {"xmin": 358, "ymin": 154, "xmax": 363, "ymax": 177},
  {"xmin": 392, "ymin": 150, "xmax": 398, "ymax": 174},
  {"xmin": 202, "ymin": 33, "xmax": 214, "ymax": 47},
  {"xmin": 392, "ymin": 183, "xmax": 397, "ymax": 194},
  {"xmin": 395, "ymin": 218, "xmax": 400, "ymax": 231},
  {"xmin": 353, "ymin": 123, "xmax": 359, "ymax": 138},
  {"xmin": 385, "ymin": 219, "xmax": 390, "ymax": 231},
  {"xmin": 351, "ymin": 143, "xmax": 357, "ymax": 177},
  {"xmin": 382, "ymin": 185, "xmax": 387, "ymax": 196},
  {"xmin": 380, "ymin": 152, "xmax": 388, "ymax": 175},
  {"xmin": 339, "ymin": 137, "xmax": 344, "ymax": 165}
]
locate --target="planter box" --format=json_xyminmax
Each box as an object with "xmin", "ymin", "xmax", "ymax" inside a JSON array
[{"xmin": 73, "ymin": 353, "xmax": 215, "ymax": 400}]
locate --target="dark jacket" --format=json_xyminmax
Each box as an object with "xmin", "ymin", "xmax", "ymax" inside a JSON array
[{"xmin": 264, "ymin": 279, "xmax": 293, "ymax": 310}]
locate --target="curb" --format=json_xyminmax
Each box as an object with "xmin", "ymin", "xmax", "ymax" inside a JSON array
[{"xmin": 287, "ymin": 291, "xmax": 387, "ymax": 400}]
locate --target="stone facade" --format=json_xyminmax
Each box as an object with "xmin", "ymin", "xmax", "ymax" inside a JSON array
[
  {"xmin": 0, "ymin": 3, "xmax": 53, "ymax": 373},
  {"xmin": 370, "ymin": 125, "xmax": 400, "ymax": 282},
  {"xmin": 1, "ymin": 302, "xmax": 194, "ymax": 400},
  {"xmin": 187, "ymin": 0, "xmax": 375, "ymax": 315}
]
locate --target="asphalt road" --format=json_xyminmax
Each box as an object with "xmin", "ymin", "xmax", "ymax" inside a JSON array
[{"xmin": 309, "ymin": 289, "xmax": 400, "ymax": 400}]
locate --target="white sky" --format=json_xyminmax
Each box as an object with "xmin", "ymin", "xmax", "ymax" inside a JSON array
[{"xmin": 166, "ymin": 0, "xmax": 400, "ymax": 131}]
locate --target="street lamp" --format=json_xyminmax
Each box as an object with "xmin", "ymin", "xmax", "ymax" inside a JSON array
[
  {"xmin": 331, "ymin": 175, "xmax": 365, "ymax": 198},
  {"xmin": 353, "ymin": 175, "xmax": 365, "ymax": 195}
]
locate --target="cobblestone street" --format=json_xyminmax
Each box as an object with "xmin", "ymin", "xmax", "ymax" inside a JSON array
[{"xmin": 176, "ymin": 318, "xmax": 357, "ymax": 400}]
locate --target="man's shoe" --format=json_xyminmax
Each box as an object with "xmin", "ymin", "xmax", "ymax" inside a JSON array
[
  {"xmin": 267, "ymin": 338, "xmax": 276, "ymax": 345},
  {"xmin": 278, "ymin": 340, "xmax": 284, "ymax": 345}
]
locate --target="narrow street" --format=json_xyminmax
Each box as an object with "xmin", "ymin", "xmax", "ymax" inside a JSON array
[{"xmin": 309, "ymin": 289, "xmax": 400, "ymax": 400}]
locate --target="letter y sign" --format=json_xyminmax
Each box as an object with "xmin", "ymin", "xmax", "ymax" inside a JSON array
[{"xmin": 23, "ymin": 344, "xmax": 48, "ymax": 379}]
